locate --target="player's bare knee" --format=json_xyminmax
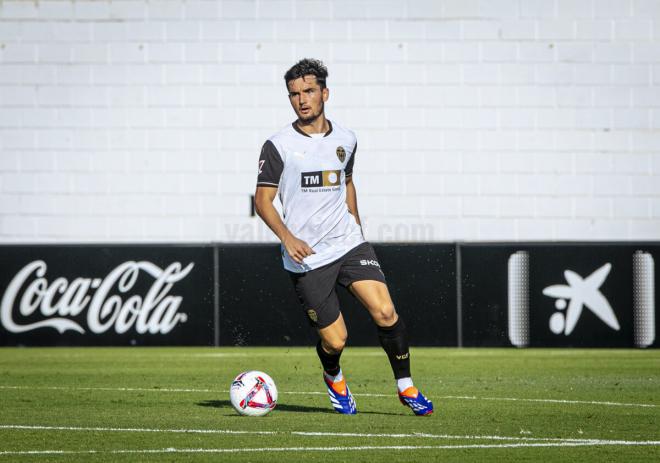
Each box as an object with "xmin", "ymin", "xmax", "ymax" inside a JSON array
[
  {"xmin": 323, "ymin": 337, "xmax": 346, "ymax": 354},
  {"xmin": 375, "ymin": 304, "xmax": 397, "ymax": 326},
  {"xmin": 326, "ymin": 342, "xmax": 345, "ymax": 355}
]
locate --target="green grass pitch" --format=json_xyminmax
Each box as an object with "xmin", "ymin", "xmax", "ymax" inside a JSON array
[{"xmin": 0, "ymin": 347, "xmax": 658, "ymax": 462}]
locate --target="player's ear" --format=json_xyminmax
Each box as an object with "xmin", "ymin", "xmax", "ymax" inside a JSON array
[{"xmin": 322, "ymin": 87, "xmax": 329, "ymax": 102}]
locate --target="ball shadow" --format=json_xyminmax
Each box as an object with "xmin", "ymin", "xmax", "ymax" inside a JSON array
[
  {"xmin": 196, "ymin": 399, "xmax": 404, "ymax": 415},
  {"xmin": 197, "ymin": 399, "xmax": 334, "ymax": 414}
]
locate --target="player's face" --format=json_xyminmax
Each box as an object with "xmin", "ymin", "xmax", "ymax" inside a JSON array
[{"xmin": 286, "ymin": 75, "xmax": 329, "ymax": 123}]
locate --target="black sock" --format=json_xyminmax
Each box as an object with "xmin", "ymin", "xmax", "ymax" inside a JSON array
[
  {"xmin": 316, "ymin": 339, "xmax": 342, "ymax": 377},
  {"xmin": 377, "ymin": 317, "xmax": 411, "ymax": 380}
]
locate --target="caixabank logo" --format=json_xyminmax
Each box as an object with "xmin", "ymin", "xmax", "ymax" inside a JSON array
[{"xmin": 508, "ymin": 249, "xmax": 656, "ymax": 348}]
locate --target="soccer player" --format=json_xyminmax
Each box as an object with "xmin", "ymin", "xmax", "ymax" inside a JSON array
[{"xmin": 254, "ymin": 58, "xmax": 432, "ymax": 416}]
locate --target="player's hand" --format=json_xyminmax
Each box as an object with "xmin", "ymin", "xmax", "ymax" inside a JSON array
[{"xmin": 283, "ymin": 235, "xmax": 315, "ymax": 264}]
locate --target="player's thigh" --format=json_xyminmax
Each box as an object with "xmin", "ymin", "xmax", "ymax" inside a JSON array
[
  {"xmin": 349, "ymin": 279, "xmax": 398, "ymax": 327},
  {"xmin": 289, "ymin": 262, "xmax": 342, "ymax": 329},
  {"xmin": 337, "ymin": 242, "xmax": 396, "ymax": 326}
]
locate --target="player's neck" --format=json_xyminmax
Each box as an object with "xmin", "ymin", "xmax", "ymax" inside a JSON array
[{"xmin": 296, "ymin": 114, "xmax": 329, "ymax": 136}]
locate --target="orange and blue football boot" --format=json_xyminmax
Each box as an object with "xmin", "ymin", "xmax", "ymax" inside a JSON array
[
  {"xmin": 398, "ymin": 386, "xmax": 433, "ymax": 416},
  {"xmin": 323, "ymin": 375, "xmax": 357, "ymax": 414}
]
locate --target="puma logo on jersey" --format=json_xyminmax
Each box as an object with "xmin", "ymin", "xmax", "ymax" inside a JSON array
[
  {"xmin": 396, "ymin": 353, "xmax": 409, "ymax": 360},
  {"xmin": 360, "ymin": 259, "xmax": 380, "ymax": 267}
]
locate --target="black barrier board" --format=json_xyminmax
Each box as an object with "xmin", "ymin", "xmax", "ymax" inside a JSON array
[
  {"xmin": 460, "ymin": 244, "xmax": 659, "ymax": 348},
  {"xmin": 368, "ymin": 244, "xmax": 456, "ymax": 346},
  {"xmin": 217, "ymin": 243, "xmax": 457, "ymax": 346},
  {"xmin": 217, "ymin": 244, "xmax": 316, "ymax": 346},
  {"xmin": 3, "ymin": 242, "xmax": 656, "ymax": 348},
  {"xmin": 335, "ymin": 244, "xmax": 456, "ymax": 347},
  {"xmin": 0, "ymin": 245, "xmax": 215, "ymax": 346}
]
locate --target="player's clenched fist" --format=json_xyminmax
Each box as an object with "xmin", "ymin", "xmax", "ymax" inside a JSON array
[{"xmin": 283, "ymin": 235, "xmax": 315, "ymax": 264}]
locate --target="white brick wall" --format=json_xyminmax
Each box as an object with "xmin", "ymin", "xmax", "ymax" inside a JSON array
[{"xmin": 1, "ymin": 0, "xmax": 659, "ymax": 243}]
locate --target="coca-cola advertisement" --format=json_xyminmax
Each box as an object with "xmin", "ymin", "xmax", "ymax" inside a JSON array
[{"xmin": 0, "ymin": 245, "xmax": 215, "ymax": 346}]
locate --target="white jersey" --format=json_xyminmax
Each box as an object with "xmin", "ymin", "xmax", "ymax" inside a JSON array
[{"xmin": 257, "ymin": 120, "xmax": 365, "ymax": 272}]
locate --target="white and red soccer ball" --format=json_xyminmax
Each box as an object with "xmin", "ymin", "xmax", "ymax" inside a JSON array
[{"xmin": 229, "ymin": 371, "xmax": 278, "ymax": 416}]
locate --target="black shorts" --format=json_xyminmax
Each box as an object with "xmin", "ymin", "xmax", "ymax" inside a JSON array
[{"xmin": 288, "ymin": 242, "xmax": 386, "ymax": 329}]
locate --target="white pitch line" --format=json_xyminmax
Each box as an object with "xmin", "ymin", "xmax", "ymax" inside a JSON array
[
  {"xmin": 2, "ymin": 424, "xmax": 660, "ymax": 448},
  {"xmin": 189, "ymin": 352, "xmax": 387, "ymax": 358},
  {"xmin": 0, "ymin": 384, "xmax": 656, "ymax": 408},
  {"xmin": 0, "ymin": 425, "xmax": 276, "ymax": 435},
  {"xmin": 294, "ymin": 431, "xmax": 586, "ymax": 443},
  {"xmin": 442, "ymin": 395, "xmax": 659, "ymax": 409},
  {"xmin": 0, "ymin": 385, "xmax": 375, "ymax": 397},
  {"xmin": 1, "ymin": 440, "xmax": 660, "ymax": 456},
  {"xmin": 0, "ymin": 385, "xmax": 217, "ymax": 394},
  {"xmin": 0, "ymin": 425, "xmax": 572, "ymax": 442}
]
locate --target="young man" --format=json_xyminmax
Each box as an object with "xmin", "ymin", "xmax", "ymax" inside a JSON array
[{"xmin": 254, "ymin": 58, "xmax": 432, "ymax": 416}]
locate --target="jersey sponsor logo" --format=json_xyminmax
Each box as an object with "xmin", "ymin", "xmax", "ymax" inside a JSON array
[
  {"xmin": 360, "ymin": 259, "xmax": 380, "ymax": 268},
  {"xmin": 300, "ymin": 170, "xmax": 341, "ymax": 188},
  {"xmin": 258, "ymin": 160, "xmax": 265, "ymax": 174},
  {"xmin": 336, "ymin": 146, "xmax": 346, "ymax": 162}
]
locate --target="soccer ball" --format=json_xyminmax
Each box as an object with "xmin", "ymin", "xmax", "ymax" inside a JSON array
[{"xmin": 229, "ymin": 371, "xmax": 278, "ymax": 416}]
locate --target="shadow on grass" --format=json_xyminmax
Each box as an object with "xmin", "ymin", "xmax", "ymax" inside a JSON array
[
  {"xmin": 197, "ymin": 400, "xmax": 403, "ymax": 416},
  {"xmin": 197, "ymin": 399, "xmax": 334, "ymax": 414}
]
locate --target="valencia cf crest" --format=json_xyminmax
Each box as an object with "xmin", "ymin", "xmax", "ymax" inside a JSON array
[
  {"xmin": 336, "ymin": 146, "xmax": 346, "ymax": 162},
  {"xmin": 307, "ymin": 309, "xmax": 318, "ymax": 323}
]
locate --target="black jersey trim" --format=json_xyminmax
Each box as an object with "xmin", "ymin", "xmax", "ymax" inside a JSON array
[
  {"xmin": 256, "ymin": 182, "xmax": 279, "ymax": 188},
  {"xmin": 292, "ymin": 120, "xmax": 333, "ymax": 138},
  {"xmin": 257, "ymin": 140, "xmax": 284, "ymax": 187},
  {"xmin": 345, "ymin": 141, "xmax": 357, "ymax": 177}
]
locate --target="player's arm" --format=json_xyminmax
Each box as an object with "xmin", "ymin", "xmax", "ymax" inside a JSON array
[
  {"xmin": 255, "ymin": 140, "xmax": 314, "ymax": 264},
  {"xmin": 345, "ymin": 176, "xmax": 362, "ymax": 227},
  {"xmin": 344, "ymin": 142, "xmax": 362, "ymax": 228},
  {"xmin": 254, "ymin": 186, "xmax": 314, "ymax": 264}
]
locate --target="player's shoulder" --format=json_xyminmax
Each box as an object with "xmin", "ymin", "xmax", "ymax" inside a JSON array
[
  {"xmin": 260, "ymin": 123, "xmax": 297, "ymax": 160},
  {"xmin": 328, "ymin": 120, "xmax": 357, "ymax": 145},
  {"xmin": 266, "ymin": 122, "xmax": 297, "ymax": 145}
]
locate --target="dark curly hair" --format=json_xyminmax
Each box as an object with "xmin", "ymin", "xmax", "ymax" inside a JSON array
[{"xmin": 284, "ymin": 58, "xmax": 328, "ymax": 89}]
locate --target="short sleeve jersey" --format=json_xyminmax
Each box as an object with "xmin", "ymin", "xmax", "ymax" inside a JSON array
[{"xmin": 257, "ymin": 120, "xmax": 364, "ymax": 272}]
